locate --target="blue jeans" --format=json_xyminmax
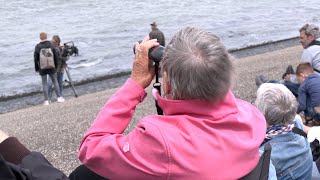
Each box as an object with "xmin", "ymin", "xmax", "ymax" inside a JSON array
[
  {"xmin": 283, "ymin": 81, "xmax": 300, "ymax": 97},
  {"xmin": 267, "ymin": 80, "xmax": 300, "ymax": 97},
  {"xmin": 41, "ymin": 73, "xmax": 61, "ymax": 101},
  {"xmin": 49, "ymin": 72, "xmax": 64, "ymax": 98}
]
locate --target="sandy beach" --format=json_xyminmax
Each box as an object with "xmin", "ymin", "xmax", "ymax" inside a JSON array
[{"xmin": 0, "ymin": 45, "xmax": 302, "ymax": 175}]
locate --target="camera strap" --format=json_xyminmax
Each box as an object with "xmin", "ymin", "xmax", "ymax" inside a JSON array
[{"xmin": 153, "ymin": 62, "xmax": 163, "ymax": 115}]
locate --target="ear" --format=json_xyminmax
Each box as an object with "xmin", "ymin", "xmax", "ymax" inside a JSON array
[
  {"xmin": 299, "ymin": 73, "xmax": 308, "ymax": 78},
  {"xmin": 302, "ymin": 73, "xmax": 308, "ymax": 78},
  {"xmin": 309, "ymin": 34, "xmax": 316, "ymax": 41},
  {"xmin": 163, "ymin": 72, "xmax": 171, "ymax": 94}
]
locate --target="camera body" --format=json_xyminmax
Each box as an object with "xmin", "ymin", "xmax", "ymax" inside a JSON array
[
  {"xmin": 62, "ymin": 41, "xmax": 79, "ymax": 58},
  {"xmin": 133, "ymin": 42, "xmax": 165, "ymax": 63},
  {"xmin": 132, "ymin": 42, "xmax": 165, "ymax": 115},
  {"xmin": 148, "ymin": 46, "xmax": 165, "ymax": 63}
]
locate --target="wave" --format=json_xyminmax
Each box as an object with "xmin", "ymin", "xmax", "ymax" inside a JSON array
[{"xmin": 68, "ymin": 58, "xmax": 103, "ymax": 69}]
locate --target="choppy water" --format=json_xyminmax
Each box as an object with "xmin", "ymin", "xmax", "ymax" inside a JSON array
[{"xmin": 1, "ymin": 0, "xmax": 320, "ymax": 98}]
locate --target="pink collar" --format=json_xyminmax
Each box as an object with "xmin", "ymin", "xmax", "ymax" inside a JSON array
[{"xmin": 152, "ymin": 89, "xmax": 239, "ymax": 119}]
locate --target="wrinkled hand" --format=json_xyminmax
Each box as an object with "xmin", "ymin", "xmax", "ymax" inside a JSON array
[
  {"xmin": 284, "ymin": 74, "xmax": 291, "ymax": 82},
  {"xmin": 130, "ymin": 36, "xmax": 159, "ymax": 89},
  {"xmin": 0, "ymin": 130, "xmax": 9, "ymax": 143}
]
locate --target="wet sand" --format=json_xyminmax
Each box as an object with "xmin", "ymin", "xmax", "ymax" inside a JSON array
[{"xmin": 0, "ymin": 45, "xmax": 302, "ymax": 175}]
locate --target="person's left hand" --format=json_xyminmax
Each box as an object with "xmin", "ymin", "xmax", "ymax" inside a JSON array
[{"xmin": 130, "ymin": 36, "xmax": 159, "ymax": 89}]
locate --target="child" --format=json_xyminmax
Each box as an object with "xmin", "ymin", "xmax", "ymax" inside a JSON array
[{"xmin": 296, "ymin": 63, "xmax": 320, "ymax": 122}]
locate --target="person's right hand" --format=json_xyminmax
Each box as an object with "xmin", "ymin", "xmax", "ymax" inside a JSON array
[
  {"xmin": 0, "ymin": 130, "xmax": 9, "ymax": 143},
  {"xmin": 130, "ymin": 36, "xmax": 159, "ymax": 89}
]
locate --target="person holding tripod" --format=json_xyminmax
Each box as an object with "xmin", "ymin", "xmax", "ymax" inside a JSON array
[
  {"xmin": 49, "ymin": 37, "xmax": 79, "ymax": 100},
  {"xmin": 49, "ymin": 35, "xmax": 67, "ymax": 98}
]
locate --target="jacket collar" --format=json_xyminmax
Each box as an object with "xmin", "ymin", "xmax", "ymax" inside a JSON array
[
  {"xmin": 152, "ymin": 89, "xmax": 238, "ymax": 119},
  {"xmin": 306, "ymin": 38, "xmax": 320, "ymax": 48}
]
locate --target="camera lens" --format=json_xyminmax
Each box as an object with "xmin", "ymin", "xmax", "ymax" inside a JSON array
[{"xmin": 149, "ymin": 46, "xmax": 165, "ymax": 63}]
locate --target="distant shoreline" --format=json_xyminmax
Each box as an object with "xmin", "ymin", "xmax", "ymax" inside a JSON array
[
  {"xmin": 0, "ymin": 37, "xmax": 300, "ymax": 114},
  {"xmin": 229, "ymin": 36, "xmax": 299, "ymax": 58}
]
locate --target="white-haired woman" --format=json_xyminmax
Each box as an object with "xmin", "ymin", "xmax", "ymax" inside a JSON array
[{"xmin": 256, "ymin": 83, "xmax": 313, "ymax": 179}]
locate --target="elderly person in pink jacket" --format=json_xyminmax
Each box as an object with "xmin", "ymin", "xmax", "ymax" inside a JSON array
[{"xmin": 75, "ymin": 27, "xmax": 266, "ymax": 179}]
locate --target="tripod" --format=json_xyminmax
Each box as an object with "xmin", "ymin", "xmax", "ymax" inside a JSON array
[
  {"xmin": 48, "ymin": 63, "xmax": 78, "ymax": 100},
  {"xmin": 65, "ymin": 63, "xmax": 78, "ymax": 97}
]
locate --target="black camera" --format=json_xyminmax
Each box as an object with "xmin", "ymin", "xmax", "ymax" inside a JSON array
[
  {"xmin": 133, "ymin": 43, "xmax": 165, "ymax": 63},
  {"xmin": 62, "ymin": 41, "xmax": 79, "ymax": 58},
  {"xmin": 132, "ymin": 42, "xmax": 165, "ymax": 115},
  {"xmin": 148, "ymin": 46, "xmax": 165, "ymax": 63}
]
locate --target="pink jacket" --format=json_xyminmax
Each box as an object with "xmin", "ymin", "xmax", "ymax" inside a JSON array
[{"xmin": 79, "ymin": 78, "xmax": 266, "ymax": 180}]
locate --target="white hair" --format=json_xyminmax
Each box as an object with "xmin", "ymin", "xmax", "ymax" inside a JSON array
[
  {"xmin": 255, "ymin": 83, "xmax": 297, "ymax": 125},
  {"xmin": 161, "ymin": 27, "xmax": 233, "ymax": 101}
]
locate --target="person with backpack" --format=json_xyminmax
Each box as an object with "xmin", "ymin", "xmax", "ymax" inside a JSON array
[
  {"xmin": 34, "ymin": 32, "xmax": 65, "ymax": 105},
  {"xmin": 255, "ymin": 83, "xmax": 313, "ymax": 179}
]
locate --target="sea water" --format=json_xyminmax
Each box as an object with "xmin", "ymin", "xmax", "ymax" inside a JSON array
[{"xmin": 0, "ymin": 0, "xmax": 320, "ymax": 98}]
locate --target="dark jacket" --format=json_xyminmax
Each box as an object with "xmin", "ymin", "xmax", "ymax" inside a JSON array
[
  {"xmin": 297, "ymin": 73, "xmax": 320, "ymax": 113},
  {"xmin": 56, "ymin": 46, "xmax": 68, "ymax": 73},
  {"xmin": 149, "ymin": 28, "xmax": 165, "ymax": 46},
  {"xmin": 0, "ymin": 137, "xmax": 69, "ymax": 180},
  {"xmin": 34, "ymin": 41, "xmax": 58, "ymax": 75}
]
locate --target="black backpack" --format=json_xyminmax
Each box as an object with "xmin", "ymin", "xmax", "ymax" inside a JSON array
[{"xmin": 239, "ymin": 143, "xmax": 272, "ymax": 180}]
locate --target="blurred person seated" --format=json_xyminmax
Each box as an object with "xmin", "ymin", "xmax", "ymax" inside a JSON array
[
  {"xmin": 0, "ymin": 130, "xmax": 69, "ymax": 180},
  {"xmin": 75, "ymin": 27, "xmax": 266, "ymax": 179},
  {"xmin": 296, "ymin": 63, "xmax": 320, "ymax": 124},
  {"xmin": 0, "ymin": 130, "xmax": 107, "ymax": 180},
  {"xmin": 255, "ymin": 83, "xmax": 313, "ymax": 179},
  {"xmin": 282, "ymin": 23, "xmax": 320, "ymax": 96},
  {"xmin": 257, "ymin": 24, "xmax": 320, "ymax": 97}
]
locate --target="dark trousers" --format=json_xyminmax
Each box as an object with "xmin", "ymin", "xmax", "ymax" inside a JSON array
[
  {"xmin": 268, "ymin": 80, "xmax": 300, "ymax": 97},
  {"xmin": 283, "ymin": 81, "xmax": 300, "ymax": 97},
  {"xmin": 305, "ymin": 107, "xmax": 320, "ymax": 121},
  {"xmin": 69, "ymin": 165, "xmax": 109, "ymax": 180}
]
